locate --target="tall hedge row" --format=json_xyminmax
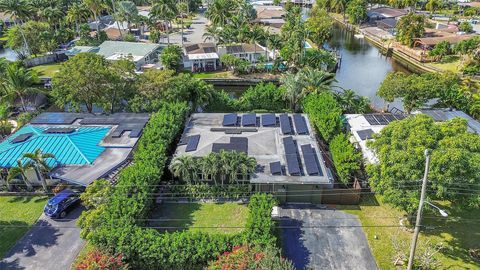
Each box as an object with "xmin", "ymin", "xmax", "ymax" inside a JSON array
[{"xmin": 79, "ymin": 102, "xmax": 278, "ymax": 269}]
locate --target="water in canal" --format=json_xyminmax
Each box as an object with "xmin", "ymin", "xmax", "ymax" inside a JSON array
[
  {"xmin": 326, "ymin": 24, "xmax": 410, "ymax": 110},
  {"xmin": 0, "ymin": 48, "xmax": 18, "ymax": 62}
]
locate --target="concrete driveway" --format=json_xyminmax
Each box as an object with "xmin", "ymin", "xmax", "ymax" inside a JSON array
[
  {"xmin": 278, "ymin": 205, "xmax": 377, "ymax": 270},
  {"xmin": 165, "ymin": 10, "xmax": 208, "ymax": 45},
  {"xmin": 0, "ymin": 207, "xmax": 85, "ymax": 270}
]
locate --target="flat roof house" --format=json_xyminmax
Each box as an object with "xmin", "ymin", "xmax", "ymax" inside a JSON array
[
  {"xmin": 218, "ymin": 43, "xmax": 267, "ymax": 63},
  {"xmin": 182, "ymin": 43, "xmax": 219, "ymax": 72},
  {"xmin": 0, "ymin": 112, "xmax": 149, "ymax": 186},
  {"xmin": 96, "ymin": 41, "xmax": 161, "ymax": 70},
  {"xmin": 173, "ymin": 113, "xmax": 334, "ymax": 203}
]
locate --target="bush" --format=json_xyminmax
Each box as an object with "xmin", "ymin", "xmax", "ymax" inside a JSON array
[
  {"xmin": 160, "ymin": 45, "xmax": 183, "ymax": 72},
  {"xmin": 244, "ymin": 193, "xmax": 277, "ymax": 246},
  {"xmin": 329, "ymin": 134, "xmax": 362, "ymax": 185},
  {"xmin": 238, "ymin": 83, "xmax": 287, "ymax": 112},
  {"xmin": 302, "ymin": 92, "xmax": 342, "ymax": 142},
  {"xmin": 169, "ymin": 184, "xmax": 250, "ymax": 200},
  {"xmin": 75, "ymin": 249, "xmax": 128, "ymax": 270}
]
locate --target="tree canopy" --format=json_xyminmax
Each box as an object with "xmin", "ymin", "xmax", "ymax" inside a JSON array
[
  {"xmin": 396, "ymin": 13, "xmax": 425, "ymax": 47},
  {"xmin": 367, "ymin": 114, "xmax": 480, "ymax": 215}
]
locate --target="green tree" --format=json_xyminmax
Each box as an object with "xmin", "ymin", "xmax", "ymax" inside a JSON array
[
  {"xmin": 306, "ymin": 7, "xmax": 332, "ymax": 46},
  {"xmin": 425, "ymin": 0, "xmax": 441, "ymax": 14},
  {"xmin": 302, "ymin": 48, "xmax": 336, "ymax": 70},
  {"xmin": 6, "ymin": 21, "xmax": 52, "ymax": 56},
  {"xmin": 0, "ymin": 63, "xmax": 39, "ymax": 112},
  {"xmin": 330, "ymin": 133, "xmax": 361, "ymax": 184},
  {"xmin": 396, "ymin": 13, "xmax": 425, "ymax": 47},
  {"xmin": 459, "ymin": 21, "xmax": 473, "ymax": 33},
  {"xmin": 346, "ymin": 0, "xmax": 367, "ymax": 25},
  {"xmin": 107, "ymin": 59, "xmax": 137, "ymax": 113},
  {"xmin": 205, "ymin": 0, "xmax": 236, "ymax": 27},
  {"xmin": 239, "ymin": 83, "xmax": 286, "ymax": 111},
  {"xmin": 116, "ymin": 1, "xmax": 138, "ymax": 32},
  {"xmin": 0, "ymin": 0, "xmax": 33, "ymax": 55},
  {"xmin": 334, "ymin": 89, "xmax": 370, "ymax": 113},
  {"xmin": 302, "ymin": 92, "xmax": 343, "ymax": 142},
  {"xmin": 7, "ymin": 159, "xmax": 33, "ymax": 190},
  {"xmin": 23, "ymin": 149, "xmax": 55, "ymax": 192},
  {"xmin": 83, "ymin": 0, "xmax": 108, "ymax": 40},
  {"xmin": 428, "ymin": 40, "xmax": 451, "ymax": 61},
  {"xmin": 66, "ymin": 3, "xmax": 91, "ymax": 35},
  {"xmin": 52, "ymin": 53, "xmax": 112, "ymax": 113},
  {"xmin": 367, "ymin": 114, "xmax": 480, "ymax": 215},
  {"xmin": 0, "ymin": 104, "xmax": 12, "ymax": 138},
  {"xmin": 80, "ymin": 179, "xmax": 111, "ymax": 209},
  {"xmin": 150, "ymin": 0, "xmax": 177, "ymax": 44},
  {"xmin": 170, "ymin": 155, "xmax": 198, "ymax": 184},
  {"xmin": 160, "ymin": 45, "xmax": 183, "ymax": 71}
]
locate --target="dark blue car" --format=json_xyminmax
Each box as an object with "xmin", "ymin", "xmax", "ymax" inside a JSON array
[{"xmin": 44, "ymin": 189, "xmax": 80, "ymax": 219}]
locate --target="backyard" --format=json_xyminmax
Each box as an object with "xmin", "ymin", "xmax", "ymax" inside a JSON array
[
  {"xmin": 31, "ymin": 63, "xmax": 62, "ymax": 78},
  {"xmin": 149, "ymin": 202, "xmax": 249, "ymax": 234},
  {"xmin": 0, "ymin": 196, "xmax": 47, "ymax": 257},
  {"xmin": 339, "ymin": 195, "xmax": 480, "ymax": 269}
]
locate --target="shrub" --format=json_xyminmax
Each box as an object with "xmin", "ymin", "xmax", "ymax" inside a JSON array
[
  {"xmin": 302, "ymin": 92, "xmax": 342, "ymax": 142},
  {"xmin": 75, "ymin": 249, "xmax": 128, "ymax": 270},
  {"xmin": 239, "ymin": 83, "xmax": 287, "ymax": 112},
  {"xmin": 244, "ymin": 193, "xmax": 277, "ymax": 246},
  {"xmin": 329, "ymin": 133, "xmax": 362, "ymax": 185},
  {"xmin": 169, "ymin": 184, "xmax": 250, "ymax": 200}
]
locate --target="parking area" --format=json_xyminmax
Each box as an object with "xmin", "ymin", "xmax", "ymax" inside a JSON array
[
  {"xmin": 0, "ymin": 207, "xmax": 85, "ymax": 270},
  {"xmin": 278, "ymin": 205, "xmax": 377, "ymax": 270}
]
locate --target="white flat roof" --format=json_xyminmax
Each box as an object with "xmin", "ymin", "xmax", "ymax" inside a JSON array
[
  {"xmin": 345, "ymin": 114, "xmax": 386, "ymax": 164},
  {"xmin": 187, "ymin": 53, "xmax": 219, "ymax": 60},
  {"xmin": 106, "ymin": 53, "xmax": 144, "ymax": 62}
]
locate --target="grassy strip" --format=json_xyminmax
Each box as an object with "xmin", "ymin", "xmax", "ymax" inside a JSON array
[{"xmin": 0, "ymin": 196, "xmax": 48, "ymax": 257}]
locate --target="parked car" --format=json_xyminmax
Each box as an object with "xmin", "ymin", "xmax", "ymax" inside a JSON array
[{"xmin": 44, "ymin": 189, "xmax": 80, "ymax": 219}]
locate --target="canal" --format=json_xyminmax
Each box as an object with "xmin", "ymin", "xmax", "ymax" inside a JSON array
[{"xmin": 326, "ymin": 24, "xmax": 410, "ymax": 110}]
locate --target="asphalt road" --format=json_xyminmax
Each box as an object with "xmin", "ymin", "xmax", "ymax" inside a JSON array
[
  {"xmin": 164, "ymin": 11, "xmax": 208, "ymax": 45},
  {"xmin": 278, "ymin": 205, "xmax": 378, "ymax": 270},
  {"xmin": 0, "ymin": 206, "xmax": 85, "ymax": 270}
]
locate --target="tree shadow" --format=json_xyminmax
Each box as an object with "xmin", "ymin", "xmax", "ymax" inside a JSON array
[
  {"xmin": 0, "ymin": 219, "xmax": 61, "ymax": 269},
  {"xmin": 277, "ymin": 217, "xmax": 311, "ymax": 270},
  {"xmin": 359, "ymin": 194, "xmax": 380, "ymax": 206},
  {"xmin": 148, "ymin": 202, "xmax": 201, "ymax": 233},
  {"xmin": 7, "ymin": 196, "xmax": 33, "ymax": 204},
  {"xmin": 421, "ymin": 204, "xmax": 480, "ymax": 267}
]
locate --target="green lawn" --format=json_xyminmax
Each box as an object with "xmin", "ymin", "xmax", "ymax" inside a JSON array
[
  {"xmin": 150, "ymin": 202, "xmax": 249, "ymax": 234},
  {"xmin": 0, "ymin": 196, "xmax": 48, "ymax": 258},
  {"xmin": 429, "ymin": 56, "xmax": 462, "ymax": 73},
  {"xmin": 191, "ymin": 71, "xmax": 233, "ymax": 79},
  {"xmin": 31, "ymin": 63, "xmax": 62, "ymax": 78},
  {"xmin": 339, "ymin": 195, "xmax": 480, "ymax": 269}
]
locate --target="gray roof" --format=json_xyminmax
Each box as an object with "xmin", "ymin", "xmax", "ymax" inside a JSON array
[
  {"xmin": 97, "ymin": 41, "xmax": 160, "ymax": 58},
  {"xmin": 419, "ymin": 109, "xmax": 480, "ymax": 134},
  {"xmin": 65, "ymin": 46, "xmax": 99, "ymax": 56}
]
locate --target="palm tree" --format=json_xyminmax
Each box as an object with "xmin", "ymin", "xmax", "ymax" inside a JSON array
[
  {"xmin": 248, "ymin": 25, "xmax": 265, "ymax": 64},
  {"xmin": 84, "ymin": 0, "xmax": 108, "ymax": 40},
  {"xmin": 203, "ymin": 25, "xmax": 221, "ymax": 43},
  {"xmin": 0, "ymin": 64, "xmax": 38, "ymax": 112},
  {"xmin": 238, "ymin": 154, "xmax": 256, "ymax": 183},
  {"xmin": 201, "ymin": 153, "xmax": 218, "ymax": 185},
  {"xmin": 0, "ymin": 104, "xmax": 12, "ymax": 138},
  {"xmin": 0, "ymin": 0, "xmax": 33, "ymax": 54},
  {"xmin": 280, "ymin": 72, "xmax": 304, "ymax": 112},
  {"xmin": 267, "ymin": 34, "xmax": 282, "ymax": 60},
  {"xmin": 170, "ymin": 155, "xmax": 197, "ymax": 184},
  {"xmin": 150, "ymin": 0, "xmax": 177, "ymax": 45},
  {"xmin": 116, "ymin": 1, "xmax": 138, "ymax": 32},
  {"xmin": 40, "ymin": 7, "xmax": 64, "ymax": 30},
  {"xmin": 23, "ymin": 149, "xmax": 55, "ymax": 192},
  {"xmin": 7, "ymin": 159, "xmax": 33, "ymax": 191},
  {"xmin": 299, "ymin": 68, "xmax": 336, "ymax": 94},
  {"xmin": 66, "ymin": 3, "xmax": 90, "ymax": 35},
  {"xmin": 227, "ymin": 153, "xmax": 240, "ymax": 185},
  {"xmin": 176, "ymin": 1, "xmax": 188, "ymax": 46},
  {"xmin": 205, "ymin": 0, "xmax": 234, "ymax": 27}
]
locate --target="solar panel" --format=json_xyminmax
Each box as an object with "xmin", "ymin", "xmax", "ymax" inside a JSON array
[
  {"xmin": 279, "ymin": 114, "xmax": 292, "ymax": 134},
  {"xmin": 111, "ymin": 129, "xmax": 123, "ymax": 138},
  {"xmin": 357, "ymin": 129, "xmax": 374, "ymax": 140},
  {"xmin": 270, "ymin": 161, "xmax": 282, "ymax": 175},
  {"xmin": 43, "ymin": 128, "xmax": 76, "ymax": 134},
  {"xmin": 129, "ymin": 129, "xmax": 142, "ymax": 138},
  {"xmin": 293, "ymin": 114, "xmax": 308, "ymax": 135},
  {"xmin": 383, "ymin": 114, "xmax": 396, "ymax": 123},
  {"xmin": 212, "ymin": 137, "xmax": 248, "ymax": 153},
  {"xmin": 222, "ymin": 113, "xmax": 238, "ymax": 126},
  {"xmin": 185, "ymin": 135, "xmax": 200, "ymax": 152},
  {"xmin": 80, "ymin": 118, "xmax": 120, "ymax": 125},
  {"xmin": 393, "ymin": 114, "xmax": 406, "ymax": 120},
  {"xmin": 286, "ymin": 154, "xmax": 301, "ymax": 175},
  {"xmin": 242, "ymin": 113, "xmax": 257, "ymax": 126},
  {"xmin": 262, "ymin": 114, "xmax": 276, "ymax": 127},
  {"xmin": 30, "ymin": 113, "xmax": 82, "ymax": 124},
  {"xmin": 283, "ymin": 137, "xmax": 297, "ymax": 154},
  {"xmin": 364, "ymin": 114, "xmax": 380, "ymax": 125},
  {"xmin": 11, "ymin": 133, "xmax": 34, "ymax": 144},
  {"xmin": 373, "ymin": 114, "xmax": 389, "ymax": 125},
  {"xmin": 301, "ymin": 144, "xmax": 321, "ymax": 176}
]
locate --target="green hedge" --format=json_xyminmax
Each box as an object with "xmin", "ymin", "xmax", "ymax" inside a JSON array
[
  {"xmin": 169, "ymin": 184, "xmax": 250, "ymax": 200},
  {"xmin": 329, "ymin": 133, "xmax": 362, "ymax": 185},
  {"xmin": 79, "ymin": 102, "xmax": 278, "ymax": 269}
]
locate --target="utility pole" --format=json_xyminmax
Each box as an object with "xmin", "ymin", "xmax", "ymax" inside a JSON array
[{"xmin": 407, "ymin": 149, "xmax": 431, "ymax": 270}]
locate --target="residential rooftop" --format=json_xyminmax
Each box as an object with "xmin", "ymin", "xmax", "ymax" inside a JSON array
[
  {"xmin": 96, "ymin": 41, "xmax": 160, "ymax": 60},
  {"xmin": 1, "ymin": 112, "xmax": 150, "ymax": 186},
  {"xmin": 174, "ymin": 113, "xmax": 333, "ymax": 185}
]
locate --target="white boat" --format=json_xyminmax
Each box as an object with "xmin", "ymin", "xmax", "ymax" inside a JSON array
[{"xmin": 354, "ymin": 34, "xmax": 365, "ymax": 39}]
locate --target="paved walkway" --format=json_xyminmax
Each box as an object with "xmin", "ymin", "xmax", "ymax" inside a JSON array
[
  {"xmin": 278, "ymin": 205, "xmax": 378, "ymax": 270},
  {"xmin": 0, "ymin": 207, "xmax": 85, "ymax": 270}
]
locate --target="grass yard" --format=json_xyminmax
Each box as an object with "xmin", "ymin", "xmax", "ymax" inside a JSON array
[
  {"xmin": 339, "ymin": 195, "xmax": 480, "ymax": 269},
  {"xmin": 150, "ymin": 202, "xmax": 249, "ymax": 234},
  {"xmin": 429, "ymin": 56, "xmax": 462, "ymax": 73},
  {"xmin": 0, "ymin": 196, "xmax": 47, "ymax": 258},
  {"xmin": 192, "ymin": 71, "xmax": 233, "ymax": 79},
  {"xmin": 31, "ymin": 63, "xmax": 62, "ymax": 78}
]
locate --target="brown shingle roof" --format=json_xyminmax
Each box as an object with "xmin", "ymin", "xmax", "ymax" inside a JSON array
[
  {"xmin": 415, "ymin": 34, "xmax": 475, "ymax": 46},
  {"xmin": 184, "ymin": 43, "xmax": 217, "ymax": 54}
]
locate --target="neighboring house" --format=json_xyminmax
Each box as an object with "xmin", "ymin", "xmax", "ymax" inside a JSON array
[
  {"xmin": 413, "ymin": 29, "xmax": 475, "ymax": 50},
  {"xmin": 173, "ymin": 113, "xmax": 334, "ymax": 204},
  {"xmin": 65, "ymin": 46, "xmax": 99, "ymax": 58},
  {"xmin": 414, "ymin": 109, "xmax": 480, "ymax": 134},
  {"xmin": 376, "ymin": 18, "xmax": 398, "ymax": 34},
  {"xmin": 0, "ymin": 112, "xmax": 150, "ymax": 186},
  {"xmin": 183, "ymin": 43, "xmax": 219, "ymax": 72},
  {"xmin": 367, "ymin": 7, "xmax": 407, "ymax": 21},
  {"xmin": 253, "ymin": 6, "xmax": 286, "ymax": 27},
  {"xmin": 218, "ymin": 43, "xmax": 267, "ymax": 63},
  {"xmin": 96, "ymin": 41, "xmax": 161, "ymax": 69}
]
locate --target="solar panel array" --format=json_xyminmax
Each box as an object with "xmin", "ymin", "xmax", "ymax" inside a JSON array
[
  {"xmin": 44, "ymin": 128, "xmax": 76, "ymax": 134},
  {"xmin": 212, "ymin": 137, "xmax": 248, "ymax": 153},
  {"xmin": 357, "ymin": 129, "xmax": 374, "ymax": 140},
  {"xmin": 261, "ymin": 114, "xmax": 276, "ymax": 127},
  {"xmin": 270, "ymin": 161, "xmax": 282, "ymax": 175},
  {"xmin": 283, "ymin": 136, "xmax": 300, "ymax": 175},
  {"xmin": 242, "ymin": 113, "xmax": 257, "ymax": 126},
  {"xmin": 11, "ymin": 133, "xmax": 34, "ymax": 144},
  {"xmin": 279, "ymin": 114, "xmax": 293, "ymax": 135},
  {"xmin": 185, "ymin": 135, "xmax": 200, "ymax": 152},
  {"xmin": 301, "ymin": 144, "xmax": 322, "ymax": 176},
  {"xmin": 364, "ymin": 114, "xmax": 406, "ymax": 125},
  {"xmin": 293, "ymin": 114, "xmax": 308, "ymax": 135},
  {"xmin": 223, "ymin": 113, "xmax": 238, "ymax": 126}
]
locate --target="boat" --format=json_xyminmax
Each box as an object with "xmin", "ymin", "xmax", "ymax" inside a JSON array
[{"xmin": 354, "ymin": 34, "xmax": 365, "ymax": 39}]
